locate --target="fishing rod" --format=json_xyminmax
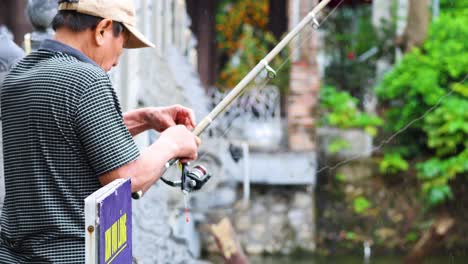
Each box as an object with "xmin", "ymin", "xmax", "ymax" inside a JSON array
[{"xmin": 132, "ymin": 0, "xmax": 332, "ymax": 199}]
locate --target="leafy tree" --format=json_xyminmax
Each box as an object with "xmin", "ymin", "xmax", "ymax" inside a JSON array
[
  {"xmin": 215, "ymin": 0, "xmax": 289, "ymax": 91},
  {"xmin": 376, "ymin": 4, "xmax": 468, "ymax": 206},
  {"xmin": 319, "ymin": 85, "xmax": 383, "ymax": 136},
  {"xmin": 322, "ymin": 5, "xmax": 396, "ymax": 103}
]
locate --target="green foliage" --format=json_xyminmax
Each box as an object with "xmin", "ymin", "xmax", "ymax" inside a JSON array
[
  {"xmin": 423, "ymin": 97, "xmax": 468, "ymax": 156},
  {"xmin": 215, "ymin": 0, "xmax": 269, "ymax": 55},
  {"xmin": 218, "ymin": 25, "xmax": 290, "ymax": 92},
  {"xmin": 417, "ymin": 149, "xmax": 468, "ymax": 205},
  {"xmin": 376, "ymin": 6, "xmax": 468, "ymax": 206},
  {"xmin": 215, "ymin": 0, "xmax": 290, "ymax": 92},
  {"xmin": 440, "ymin": 0, "xmax": 468, "ymax": 10},
  {"xmin": 379, "ymin": 153, "xmax": 409, "ymax": 175},
  {"xmin": 319, "ymin": 85, "xmax": 383, "ymax": 136},
  {"xmin": 335, "ymin": 172, "xmax": 346, "ymax": 183},
  {"xmin": 427, "ymin": 184, "xmax": 453, "ymax": 205},
  {"xmin": 322, "ymin": 5, "xmax": 396, "ymax": 101},
  {"xmin": 328, "ymin": 138, "xmax": 351, "ymax": 154},
  {"xmin": 353, "ymin": 196, "xmax": 372, "ymax": 214},
  {"xmin": 345, "ymin": 231, "xmax": 357, "ymax": 241},
  {"xmin": 405, "ymin": 231, "xmax": 419, "ymax": 242}
]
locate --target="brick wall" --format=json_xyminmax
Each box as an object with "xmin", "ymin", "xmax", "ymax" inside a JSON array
[{"xmin": 287, "ymin": 0, "xmax": 320, "ymax": 151}]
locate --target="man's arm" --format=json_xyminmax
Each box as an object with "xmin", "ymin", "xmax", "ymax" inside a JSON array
[
  {"xmin": 98, "ymin": 125, "xmax": 200, "ymax": 194},
  {"xmin": 76, "ymin": 81, "xmax": 199, "ymax": 194},
  {"xmin": 123, "ymin": 108, "xmax": 150, "ymax": 136}
]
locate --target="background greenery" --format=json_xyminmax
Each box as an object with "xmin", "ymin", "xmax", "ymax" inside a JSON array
[
  {"xmin": 376, "ymin": 1, "xmax": 468, "ymax": 206},
  {"xmin": 215, "ymin": 0, "xmax": 290, "ymax": 92},
  {"xmin": 210, "ymin": 0, "xmax": 468, "ymax": 257},
  {"xmin": 321, "ymin": 5, "xmax": 396, "ymax": 104}
]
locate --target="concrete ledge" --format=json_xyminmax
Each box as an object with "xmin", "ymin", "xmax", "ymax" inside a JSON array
[
  {"xmin": 317, "ymin": 127, "xmax": 373, "ymax": 159},
  {"xmin": 232, "ymin": 151, "xmax": 317, "ymax": 185}
]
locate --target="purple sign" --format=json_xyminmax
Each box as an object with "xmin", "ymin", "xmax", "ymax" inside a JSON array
[{"xmin": 98, "ymin": 179, "xmax": 132, "ymax": 264}]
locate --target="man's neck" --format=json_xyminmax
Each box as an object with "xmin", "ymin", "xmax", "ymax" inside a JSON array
[{"xmin": 54, "ymin": 29, "xmax": 95, "ymax": 61}]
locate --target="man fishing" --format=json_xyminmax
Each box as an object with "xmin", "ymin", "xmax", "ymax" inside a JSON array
[{"xmin": 0, "ymin": 0, "xmax": 200, "ymax": 262}]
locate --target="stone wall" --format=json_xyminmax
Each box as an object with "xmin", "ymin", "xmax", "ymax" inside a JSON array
[
  {"xmin": 315, "ymin": 160, "xmax": 468, "ymax": 256},
  {"xmin": 200, "ymin": 186, "xmax": 316, "ymax": 256}
]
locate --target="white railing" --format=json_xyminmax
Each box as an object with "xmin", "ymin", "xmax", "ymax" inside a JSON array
[
  {"xmin": 110, "ymin": 0, "xmax": 197, "ymax": 112},
  {"xmin": 207, "ymin": 85, "xmax": 283, "ymax": 150}
]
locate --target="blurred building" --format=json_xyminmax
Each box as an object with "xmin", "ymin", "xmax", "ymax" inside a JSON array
[{"xmin": 0, "ymin": 0, "xmax": 32, "ymax": 46}]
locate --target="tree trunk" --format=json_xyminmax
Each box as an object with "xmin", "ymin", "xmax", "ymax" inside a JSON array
[
  {"xmin": 186, "ymin": 0, "xmax": 217, "ymax": 88},
  {"xmin": 405, "ymin": 215, "xmax": 455, "ymax": 263},
  {"xmin": 398, "ymin": 0, "xmax": 430, "ymax": 52},
  {"xmin": 210, "ymin": 218, "xmax": 249, "ymax": 264}
]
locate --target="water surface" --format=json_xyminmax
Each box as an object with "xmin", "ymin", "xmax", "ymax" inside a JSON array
[{"xmin": 207, "ymin": 255, "xmax": 467, "ymax": 264}]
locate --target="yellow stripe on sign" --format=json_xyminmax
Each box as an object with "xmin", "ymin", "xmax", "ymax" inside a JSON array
[
  {"xmin": 105, "ymin": 228, "xmax": 112, "ymax": 261},
  {"xmin": 106, "ymin": 243, "xmax": 127, "ymax": 264},
  {"xmin": 112, "ymin": 223, "xmax": 118, "ymax": 255},
  {"xmin": 104, "ymin": 213, "xmax": 128, "ymax": 263},
  {"xmin": 118, "ymin": 214, "xmax": 127, "ymax": 248}
]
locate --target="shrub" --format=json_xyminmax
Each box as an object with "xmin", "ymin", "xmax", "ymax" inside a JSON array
[{"xmin": 376, "ymin": 6, "xmax": 468, "ymax": 206}]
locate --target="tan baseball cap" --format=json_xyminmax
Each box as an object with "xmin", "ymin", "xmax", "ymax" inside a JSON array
[{"xmin": 58, "ymin": 0, "xmax": 155, "ymax": 49}]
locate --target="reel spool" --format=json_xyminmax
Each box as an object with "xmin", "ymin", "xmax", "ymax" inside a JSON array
[{"xmin": 160, "ymin": 163, "xmax": 211, "ymax": 194}]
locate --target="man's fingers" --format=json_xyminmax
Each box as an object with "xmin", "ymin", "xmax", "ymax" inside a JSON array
[
  {"xmin": 164, "ymin": 119, "xmax": 177, "ymax": 130},
  {"xmin": 185, "ymin": 116, "xmax": 195, "ymax": 130},
  {"xmin": 188, "ymin": 109, "xmax": 196, "ymax": 128},
  {"xmin": 179, "ymin": 137, "xmax": 200, "ymax": 163},
  {"xmin": 180, "ymin": 152, "xmax": 198, "ymax": 163},
  {"xmin": 174, "ymin": 105, "xmax": 196, "ymax": 129},
  {"xmin": 181, "ymin": 109, "xmax": 196, "ymax": 129}
]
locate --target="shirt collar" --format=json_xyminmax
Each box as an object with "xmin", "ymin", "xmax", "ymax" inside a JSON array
[{"xmin": 39, "ymin": 39, "xmax": 100, "ymax": 68}]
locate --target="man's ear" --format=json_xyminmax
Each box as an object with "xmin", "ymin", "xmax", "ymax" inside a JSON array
[{"xmin": 94, "ymin": 18, "xmax": 113, "ymax": 46}]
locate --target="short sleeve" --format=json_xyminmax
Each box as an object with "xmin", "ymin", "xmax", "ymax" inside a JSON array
[{"xmin": 75, "ymin": 77, "xmax": 139, "ymax": 176}]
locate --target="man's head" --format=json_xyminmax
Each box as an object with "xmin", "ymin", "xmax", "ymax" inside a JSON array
[{"xmin": 51, "ymin": 0, "xmax": 154, "ymax": 71}]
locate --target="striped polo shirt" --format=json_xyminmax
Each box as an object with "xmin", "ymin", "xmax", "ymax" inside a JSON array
[{"xmin": 0, "ymin": 39, "xmax": 139, "ymax": 263}]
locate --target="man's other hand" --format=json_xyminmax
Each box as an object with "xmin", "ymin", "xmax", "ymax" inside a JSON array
[{"xmin": 145, "ymin": 105, "xmax": 196, "ymax": 132}]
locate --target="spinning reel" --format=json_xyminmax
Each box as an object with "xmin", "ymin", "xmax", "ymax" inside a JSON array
[
  {"xmin": 131, "ymin": 161, "xmax": 212, "ymax": 199},
  {"xmin": 160, "ymin": 163, "xmax": 211, "ymax": 194}
]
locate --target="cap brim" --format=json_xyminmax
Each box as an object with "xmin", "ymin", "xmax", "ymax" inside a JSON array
[{"xmin": 123, "ymin": 23, "xmax": 155, "ymax": 49}]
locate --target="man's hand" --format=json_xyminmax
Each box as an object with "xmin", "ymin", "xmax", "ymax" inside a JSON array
[
  {"xmin": 99, "ymin": 124, "xmax": 201, "ymax": 193},
  {"xmin": 123, "ymin": 105, "xmax": 196, "ymax": 136},
  {"xmin": 159, "ymin": 125, "xmax": 201, "ymax": 162},
  {"xmin": 105, "ymin": 106, "xmax": 200, "ymax": 194},
  {"xmin": 145, "ymin": 105, "xmax": 196, "ymax": 132}
]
